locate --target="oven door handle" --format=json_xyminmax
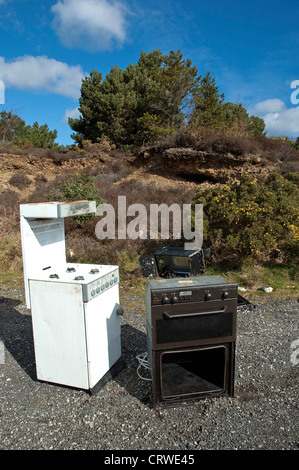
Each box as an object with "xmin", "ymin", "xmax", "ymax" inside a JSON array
[{"xmin": 163, "ymin": 306, "xmax": 227, "ymax": 319}]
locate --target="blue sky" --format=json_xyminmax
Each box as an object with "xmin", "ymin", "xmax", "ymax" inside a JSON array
[{"xmin": 0, "ymin": 0, "xmax": 298, "ymax": 146}]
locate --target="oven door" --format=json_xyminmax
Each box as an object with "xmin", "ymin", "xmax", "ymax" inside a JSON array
[
  {"xmin": 150, "ymin": 299, "xmax": 237, "ymax": 350},
  {"xmin": 154, "ymin": 343, "xmax": 235, "ymax": 405}
]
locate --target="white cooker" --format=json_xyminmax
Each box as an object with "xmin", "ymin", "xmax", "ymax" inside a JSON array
[{"xmin": 20, "ymin": 201, "xmax": 123, "ymax": 393}]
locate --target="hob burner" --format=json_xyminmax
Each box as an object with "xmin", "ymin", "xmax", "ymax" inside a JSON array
[{"xmin": 66, "ymin": 267, "xmax": 76, "ymax": 273}]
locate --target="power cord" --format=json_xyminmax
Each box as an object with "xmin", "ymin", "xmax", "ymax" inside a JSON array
[{"xmin": 136, "ymin": 351, "xmax": 152, "ymax": 381}]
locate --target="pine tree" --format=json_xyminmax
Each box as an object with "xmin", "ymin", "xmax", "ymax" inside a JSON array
[
  {"xmin": 0, "ymin": 110, "xmax": 58, "ymax": 148},
  {"xmin": 190, "ymin": 71, "xmax": 225, "ymax": 129},
  {"xmin": 0, "ymin": 110, "xmax": 24, "ymax": 142},
  {"xmin": 69, "ymin": 50, "xmax": 201, "ymax": 147},
  {"xmin": 69, "ymin": 70, "xmax": 103, "ymax": 145}
]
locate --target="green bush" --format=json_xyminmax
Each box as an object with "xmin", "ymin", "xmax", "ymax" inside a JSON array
[
  {"xmin": 46, "ymin": 174, "xmax": 105, "ymax": 226},
  {"xmin": 193, "ymin": 172, "xmax": 299, "ymax": 267}
]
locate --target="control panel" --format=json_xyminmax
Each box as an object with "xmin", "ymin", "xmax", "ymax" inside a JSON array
[
  {"xmin": 151, "ymin": 285, "xmax": 238, "ymax": 305},
  {"xmin": 82, "ymin": 268, "xmax": 119, "ymax": 302}
]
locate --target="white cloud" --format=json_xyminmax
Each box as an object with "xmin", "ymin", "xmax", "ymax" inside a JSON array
[
  {"xmin": 51, "ymin": 0, "xmax": 128, "ymax": 51},
  {"xmin": 263, "ymin": 107, "xmax": 299, "ymax": 136},
  {"xmin": 63, "ymin": 106, "xmax": 81, "ymax": 123},
  {"xmin": 254, "ymin": 98, "xmax": 286, "ymax": 115},
  {"xmin": 252, "ymin": 99, "xmax": 299, "ymax": 137},
  {"xmin": 0, "ymin": 55, "xmax": 85, "ymax": 99}
]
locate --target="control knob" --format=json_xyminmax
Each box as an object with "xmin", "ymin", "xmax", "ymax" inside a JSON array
[
  {"xmin": 222, "ymin": 291, "xmax": 229, "ymax": 299},
  {"xmin": 171, "ymin": 296, "xmax": 179, "ymax": 304},
  {"xmin": 205, "ymin": 292, "xmax": 212, "ymax": 301},
  {"xmin": 162, "ymin": 296, "xmax": 170, "ymax": 304}
]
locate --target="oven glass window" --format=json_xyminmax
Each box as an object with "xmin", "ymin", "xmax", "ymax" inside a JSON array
[
  {"xmin": 160, "ymin": 346, "xmax": 227, "ymax": 399},
  {"xmin": 156, "ymin": 255, "xmax": 189, "ymax": 275},
  {"xmin": 156, "ymin": 311, "xmax": 233, "ymax": 344}
]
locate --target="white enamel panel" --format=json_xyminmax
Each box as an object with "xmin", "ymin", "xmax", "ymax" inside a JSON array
[
  {"xmin": 21, "ymin": 216, "xmax": 66, "ymax": 309},
  {"xmin": 88, "ymin": 337, "xmax": 122, "ymax": 389},
  {"xmin": 84, "ymin": 284, "xmax": 121, "ymax": 362},
  {"xmin": 29, "ymin": 280, "xmax": 89, "ymax": 390}
]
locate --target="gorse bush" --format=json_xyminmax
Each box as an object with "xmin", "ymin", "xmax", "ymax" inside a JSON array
[{"xmin": 193, "ymin": 172, "xmax": 299, "ymax": 267}]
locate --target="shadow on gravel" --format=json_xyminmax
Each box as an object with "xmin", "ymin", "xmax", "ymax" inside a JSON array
[
  {"xmin": 0, "ymin": 296, "xmax": 37, "ymax": 381},
  {"xmin": 115, "ymin": 324, "xmax": 152, "ymax": 408}
]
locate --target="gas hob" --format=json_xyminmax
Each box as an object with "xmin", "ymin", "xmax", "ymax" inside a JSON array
[{"xmin": 29, "ymin": 263, "xmax": 119, "ymax": 302}]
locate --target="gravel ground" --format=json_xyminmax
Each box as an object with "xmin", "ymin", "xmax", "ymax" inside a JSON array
[{"xmin": 0, "ymin": 283, "xmax": 298, "ymax": 452}]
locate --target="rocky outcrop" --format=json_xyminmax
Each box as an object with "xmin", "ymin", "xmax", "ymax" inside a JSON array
[{"xmin": 137, "ymin": 147, "xmax": 280, "ymax": 183}]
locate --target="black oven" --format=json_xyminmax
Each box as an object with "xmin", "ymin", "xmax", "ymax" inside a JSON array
[{"xmin": 146, "ymin": 276, "xmax": 238, "ymax": 408}]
